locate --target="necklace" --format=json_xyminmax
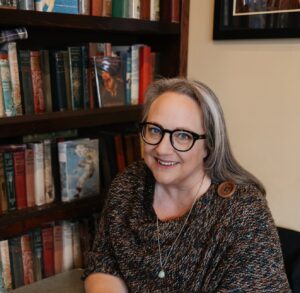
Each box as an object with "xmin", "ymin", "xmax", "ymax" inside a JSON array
[{"xmin": 156, "ymin": 174, "xmax": 206, "ymax": 279}]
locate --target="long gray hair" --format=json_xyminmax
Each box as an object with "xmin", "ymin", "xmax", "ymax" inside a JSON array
[{"xmin": 142, "ymin": 78, "xmax": 266, "ymax": 195}]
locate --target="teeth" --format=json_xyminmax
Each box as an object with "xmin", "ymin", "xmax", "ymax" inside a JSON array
[{"xmin": 158, "ymin": 160, "xmax": 177, "ymax": 166}]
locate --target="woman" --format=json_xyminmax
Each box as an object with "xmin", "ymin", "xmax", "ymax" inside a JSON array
[{"xmin": 83, "ymin": 78, "xmax": 290, "ymax": 292}]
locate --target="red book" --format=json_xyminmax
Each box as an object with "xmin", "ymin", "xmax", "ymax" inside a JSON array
[
  {"xmin": 21, "ymin": 234, "xmax": 35, "ymax": 285},
  {"xmin": 53, "ymin": 223, "xmax": 63, "ymax": 274},
  {"xmin": 13, "ymin": 150, "xmax": 27, "ymax": 209},
  {"xmin": 24, "ymin": 148, "xmax": 35, "ymax": 207},
  {"xmin": 160, "ymin": 0, "xmax": 180, "ymax": 23},
  {"xmin": 138, "ymin": 45, "xmax": 152, "ymax": 105},
  {"xmin": 114, "ymin": 134, "xmax": 126, "ymax": 172},
  {"xmin": 30, "ymin": 51, "xmax": 45, "ymax": 113},
  {"xmin": 41, "ymin": 224, "xmax": 55, "ymax": 278},
  {"xmin": 170, "ymin": 0, "xmax": 180, "ymax": 23},
  {"xmin": 140, "ymin": 0, "xmax": 150, "ymax": 20},
  {"xmin": 90, "ymin": 0, "xmax": 103, "ymax": 16}
]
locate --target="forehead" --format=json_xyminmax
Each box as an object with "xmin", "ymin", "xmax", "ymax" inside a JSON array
[{"xmin": 147, "ymin": 91, "xmax": 203, "ymax": 129}]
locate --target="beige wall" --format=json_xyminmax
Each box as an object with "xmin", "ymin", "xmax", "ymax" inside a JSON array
[{"xmin": 188, "ymin": 0, "xmax": 300, "ymax": 231}]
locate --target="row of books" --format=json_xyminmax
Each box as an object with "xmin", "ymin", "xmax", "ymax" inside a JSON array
[
  {"xmin": 0, "ymin": 130, "xmax": 142, "ymax": 214},
  {"xmin": 0, "ymin": 0, "xmax": 180, "ymax": 23},
  {"xmin": 0, "ymin": 42, "xmax": 158, "ymax": 117},
  {"xmin": 0, "ymin": 216, "xmax": 97, "ymax": 291}
]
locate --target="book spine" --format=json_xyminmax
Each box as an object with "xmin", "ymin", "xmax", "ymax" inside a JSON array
[
  {"xmin": 170, "ymin": 0, "xmax": 180, "ymax": 23},
  {"xmin": 41, "ymin": 224, "xmax": 55, "ymax": 278},
  {"xmin": 8, "ymin": 236, "xmax": 24, "ymax": 289},
  {"xmin": 140, "ymin": 0, "xmax": 150, "ymax": 20},
  {"xmin": 43, "ymin": 140, "xmax": 55, "ymax": 204},
  {"xmin": 12, "ymin": 150, "xmax": 27, "ymax": 210},
  {"xmin": 78, "ymin": 0, "xmax": 90, "ymax": 15},
  {"xmin": 53, "ymin": 223, "xmax": 63, "ymax": 274},
  {"xmin": 128, "ymin": 0, "xmax": 140, "ymax": 18},
  {"xmin": 131, "ymin": 44, "xmax": 141, "ymax": 105},
  {"xmin": 71, "ymin": 221, "xmax": 83, "ymax": 268},
  {"xmin": 31, "ymin": 143, "xmax": 45, "ymax": 206},
  {"xmin": 8, "ymin": 42, "xmax": 22, "ymax": 115},
  {"xmin": 114, "ymin": 134, "xmax": 126, "ymax": 172},
  {"xmin": 112, "ymin": 0, "xmax": 128, "ymax": 18},
  {"xmin": 62, "ymin": 221, "xmax": 73, "ymax": 272},
  {"xmin": 138, "ymin": 45, "xmax": 152, "ymax": 104},
  {"xmin": 58, "ymin": 142, "xmax": 68, "ymax": 202},
  {"xmin": 20, "ymin": 234, "xmax": 35, "ymax": 285},
  {"xmin": 150, "ymin": 0, "xmax": 160, "ymax": 21},
  {"xmin": 30, "ymin": 51, "xmax": 45, "ymax": 113},
  {"xmin": 0, "ymin": 153, "xmax": 8, "ymax": 213},
  {"xmin": 0, "ymin": 0, "xmax": 17, "ymax": 9},
  {"xmin": 40, "ymin": 50, "xmax": 52, "ymax": 112},
  {"xmin": 30, "ymin": 229, "xmax": 43, "ymax": 281},
  {"xmin": 102, "ymin": 0, "xmax": 112, "ymax": 16},
  {"xmin": 24, "ymin": 148, "xmax": 35, "ymax": 207},
  {"xmin": 0, "ymin": 51, "xmax": 16, "ymax": 117},
  {"xmin": 18, "ymin": 0, "xmax": 34, "ymax": 10},
  {"xmin": 18, "ymin": 49, "xmax": 34, "ymax": 114},
  {"xmin": 0, "ymin": 74, "xmax": 4, "ymax": 117},
  {"xmin": 90, "ymin": 0, "xmax": 102, "ymax": 16},
  {"xmin": 3, "ymin": 152, "xmax": 17, "ymax": 211},
  {"xmin": 81, "ymin": 46, "xmax": 90, "ymax": 109},
  {"xmin": 0, "ymin": 240, "xmax": 13, "ymax": 291},
  {"xmin": 68, "ymin": 47, "xmax": 84, "ymax": 110}
]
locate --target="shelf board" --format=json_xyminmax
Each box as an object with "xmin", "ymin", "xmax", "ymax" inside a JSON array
[
  {"xmin": 0, "ymin": 9, "xmax": 179, "ymax": 35},
  {"xmin": 0, "ymin": 105, "xmax": 143, "ymax": 138},
  {"xmin": 0, "ymin": 195, "xmax": 103, "ymax": 240}
]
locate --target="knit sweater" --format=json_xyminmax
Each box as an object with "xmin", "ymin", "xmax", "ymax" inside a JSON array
[{"xmin": 83, "ymin": 161, "xmax": 291, "ymax": 292}]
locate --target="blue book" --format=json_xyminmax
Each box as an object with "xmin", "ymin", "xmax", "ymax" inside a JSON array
[
  {"xmin": 34, "ymin": 0, "xmax": 79, "ymax": 14},
  {"xmin": 58, "ymin": 138, "xmax": 100, "ymax": 202}
]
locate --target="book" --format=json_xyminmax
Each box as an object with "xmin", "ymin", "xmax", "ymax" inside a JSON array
[
  {"xmin": 0, "ymin": 47, "xmax": 16, "ymax": 116},
  {"xmin": 24, "ymin": 148, "xmax": 35, "ymax": 208},
  {"xmin": 34, "ymin": 0, "xmax": 79, "ymax": 14},
  {"xmin": 0, "ymin": 153, "xmax": 8, "ymax": 213},
  {"xmin": 160, "ymin": 0, "xmax": 180, "ymax": 23},
  {"xmin": 68, "ymin": 46, "xmax": 83, "ymax": 110},
  {"xmin": 0, "ymin": 0, "xmax": 17, "ymax": 9},
  {"xmin": 58, "ymin": 138, "xmax": 100, "ymax": 202},
  {"xmin": 93, "ymin": 56, "xmax": 126, "ymax": 107},
  {"xmin": 112, "ymin": 0, "xmax": 129, "ymax": 18},
  {"xmin": 30, "ymin": 51, "xmax": 45, "ymax": 113},
  {"xmin": 78, "ymin": 0, "xmax": 89, "ymax": 15},
  {"xmin": 138, "ymin": 45, "xmax": 152, "ymax": 104},
  {"xmin": 62, "ymin": 50, "xmax": 72, "ymax": 110},
  {"xmin": 62, "ymin": 220, "xmax": 73, "ymax": 272},
  {"xmin": 41, "ymin": 223, "xmax": 55, "ymax": 278},
  {"xmin": 90, "ymin": 0, "xmax": 102, "ymax": 16},
  {"xmin": 30, "ymin": 229, "xmax": 43, "ymax": 281},
  {"xmin": 9, "ymin": 236, "xmax": 24, "ymax": 289},
  {"xmin": 0, "ymin": 240, "xmax": 13, "ymax": 291},
  {"xmin": 3, "ymin": 152, "xmax": 17, "ymax": 211},
  {"xmin": 140, "ymin": 0, "xmax": 150, "ymax": 20},
  {"xmin": 40, "ymin": 50, "xmax": 53, "ymax": 112},
  {"xmin": 150, "ymin": 0, "xmax": 160, "ymax": 21},
  {"xmin": 0, "ymin": 27, "xmax": 27, "ymax": 44},
  {"xmin": 53, "ymin": 223, "xmax": 63, "ymax": 274},
  {"xmin": 8, "ymin": 42, "xmax": 22, "ymax": 115},
  {"xmin": 28, "ymin": 142, "xmax": 45, "ymax": 206},
  {"xmin": 102, "ymin": 0, "xmax": 112, "ymax": 16},
  {"xmin": 18, "ymin": 50, "xmax": 34, "ymax": 114},
  {"xmin": 131, "ymin": 44, "xmax": 143, "ymax": 105},
  {"xmin": 0, "ymin": 73, "xmax": 4, "ymax": 117},
  {"xmin": 12, "ymin": 148, "xmax": 27, "ymax": 210},
  {"xmin": 20, "ymin": 234, "xmax": 35, "ymax": 285},
  {"xmin": 43, "ymin": 139, "xmax": 55, "ymax": 204},
  {"xmin": 114, "ymin": 134, "xmax": 126, "ymax": 172},
  {"xmin": 18, "ymin": 0, "xmax": 34, "ymax": 10},
  {"xmin": 128, "ymin": 0, "xmax": 140, "ymax": 18},
  {"xmin": 81, "ymin": 46, "xmax": 89, "ymax": 109},
  {"xmin": 71, "ymin": 221, "xmax": 83, "ymax": 269},
  {"xmin": 49, "ymin": 50, "xmax": 68, "ymax": 112},
  {"xmin": 0, "ymin": 251, "xmax": 4, "ymax": 291}
]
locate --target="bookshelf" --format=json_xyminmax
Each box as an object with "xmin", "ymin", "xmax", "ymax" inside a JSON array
[{"xmin": 0, "ymin": 0, "xmax": 190, "ymax": 239}]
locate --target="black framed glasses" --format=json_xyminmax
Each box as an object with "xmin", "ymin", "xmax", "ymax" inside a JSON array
[{"xmin": 139, "ymin": 122, "xmax": 206, "ymax": 152}]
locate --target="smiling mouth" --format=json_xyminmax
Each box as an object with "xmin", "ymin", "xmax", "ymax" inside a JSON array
[{"xmin": 157, "ymin": 159, "xmax": 178, "ymax": 166}]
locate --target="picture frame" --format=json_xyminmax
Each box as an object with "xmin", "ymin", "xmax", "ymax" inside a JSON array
[{"xmin": 213, "ymin": 0, "xmax": 300, "ymax": 40}]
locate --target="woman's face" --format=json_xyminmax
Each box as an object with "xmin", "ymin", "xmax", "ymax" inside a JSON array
[{"xmin": 143, "ymin": 91, "xmax": 207, "ymax": 189}]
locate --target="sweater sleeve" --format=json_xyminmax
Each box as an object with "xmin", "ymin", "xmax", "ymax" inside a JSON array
[{"xmin": 216, "ymin": 191, "xmax": 291, "ymax": 292}]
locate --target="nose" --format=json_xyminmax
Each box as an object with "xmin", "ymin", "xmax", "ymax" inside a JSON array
[{"xmin": 154, "ymin": 133, "xmax": 173, "ymax": 153}]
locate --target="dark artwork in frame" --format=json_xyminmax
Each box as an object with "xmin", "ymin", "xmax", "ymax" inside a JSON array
[{"xmin": 213, "ymin": 0, "xmax": 300, "ymax": 40}]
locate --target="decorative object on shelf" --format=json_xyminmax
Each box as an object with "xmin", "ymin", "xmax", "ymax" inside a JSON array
[{"xmin": 214, "ymin": 0, "xmax": 300, "ymax": 40}]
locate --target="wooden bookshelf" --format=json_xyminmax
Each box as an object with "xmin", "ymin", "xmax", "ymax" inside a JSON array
[{"xmin": 0, "ymin": 0, "xmax": 190, "ymax": 239}]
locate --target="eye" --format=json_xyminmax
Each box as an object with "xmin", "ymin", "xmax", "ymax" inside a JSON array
[
  {"xmin": 174, "ymin": 131, "xmax": 193, "ymax": 142},
  {"xmin": 147, "ymin": 125, "xmax": 162, "ymax": 136}
]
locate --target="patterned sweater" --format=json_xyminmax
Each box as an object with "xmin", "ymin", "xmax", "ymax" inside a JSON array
[{"xmin": 83, "ymin": 161, "xmax": 291, "ymax": 292}]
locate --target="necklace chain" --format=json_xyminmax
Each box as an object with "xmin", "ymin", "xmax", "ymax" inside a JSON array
[{"xmin": 156, "ymin": 174, "xmax": 206, "ymax": 279}]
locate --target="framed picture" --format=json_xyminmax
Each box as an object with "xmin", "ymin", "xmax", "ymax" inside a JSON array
[{"xmin": 213, "ymin": 0, "xmax": 300, "ymax": 39}]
